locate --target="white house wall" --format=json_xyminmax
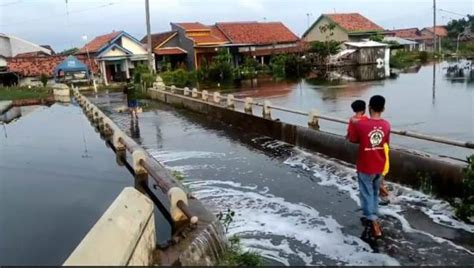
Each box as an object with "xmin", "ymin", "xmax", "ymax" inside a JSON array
[
  {"xmin": 102, "ymin": 48, "xmax": 128, "ymax": 57},
  {"xmin": 121, "ymin": 36, "xmax": 147, "ymax": 55},
  {"xmin": 303, "ymin": 16, "xmax": 348, "ymax": 43}
]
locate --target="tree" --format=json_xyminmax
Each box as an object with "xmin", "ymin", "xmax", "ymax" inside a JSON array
[
  {"xmin": 369, "ymin": 33, "xmax": 384, "ymax": 42},
  {"xmin": 60, "ymin": 47, "xmax": 79, "ymax": 55},
  {"xmin": 208, "ymin": 49, "xmax": 234, "ymax": 82},
  {"xmin": 40, "ymin": 73, "xmax": 48, "ymax": 87},
  {"xmin": 446, "ymin": 15, "xmax": 474, "ymax": 39},
  {"xmin": 308, "ymin": 23, "xmax": 341, "ymax": 67}
]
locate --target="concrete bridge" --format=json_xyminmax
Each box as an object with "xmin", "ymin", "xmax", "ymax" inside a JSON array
[{"xmin": 63, "ymin": 82, "xmax": 473, "ymax": 265}]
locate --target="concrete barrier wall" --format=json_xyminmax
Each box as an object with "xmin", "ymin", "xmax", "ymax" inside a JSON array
[
  {"xmin": 64, "ymin": 187, "xmax": 155, "ymax": 266},
  {"xmin": 149, "ymin": 88, "xmax": 467, "ymax": 198}
]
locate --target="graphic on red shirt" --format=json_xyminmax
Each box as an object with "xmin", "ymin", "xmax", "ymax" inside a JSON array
[{"xmin": 349, "ymin": 118, "xmax": 391, "ymax": 174}]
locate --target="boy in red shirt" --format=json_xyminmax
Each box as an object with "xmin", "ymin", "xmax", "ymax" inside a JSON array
[
  {"xmin": 347, "ymin": 100, "xmax": 391, "ymax": 206},
  {"xmin": 348, "ymin": 95, "xmax": 391, "ymax": 239}
]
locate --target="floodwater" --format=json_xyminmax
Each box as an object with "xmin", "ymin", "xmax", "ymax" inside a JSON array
[
  {"xmin": 92, "ymin": 93, "xmax": 474, "ymax": 266},
  {"xmin": 208, "ymin": 62, "xmax": 474, "ymax": 160},
  {"xmin": 0, "ymin": 103, "xmax": 135, "ymax": 265}
]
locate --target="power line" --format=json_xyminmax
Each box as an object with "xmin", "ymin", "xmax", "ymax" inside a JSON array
[
  {"xmin": 438, "ymin": 8, "xmax": 467, "ymax": 18},
  {"xmin": 0, "ymin": 1, "xmax": 121, "ymax": 27}
]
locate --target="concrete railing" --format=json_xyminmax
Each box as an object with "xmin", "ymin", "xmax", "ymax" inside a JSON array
[
  {"xmin": 72, "ymin": 90, "xmax": 198, "ymax": 228},
  {"xmin": 64, "ymin": 187, "xmax": 155, "ymax": 266},
  {"xmin": 154, "ymin": 83, "xmax": 474, "ymax": 150},
  {"xmin": 148, "ymin": 81, "xmax": 470, "ymax": 198}
]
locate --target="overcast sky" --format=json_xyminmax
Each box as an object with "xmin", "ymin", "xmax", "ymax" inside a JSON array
[{"xmin": 0, "ymin": 0, "xmax": 472, "ymax": 52}]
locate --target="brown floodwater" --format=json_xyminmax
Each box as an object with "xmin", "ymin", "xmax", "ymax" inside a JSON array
[{"xmin": 205, "ymin": 62, "xmax": 474, "ymax": 160}]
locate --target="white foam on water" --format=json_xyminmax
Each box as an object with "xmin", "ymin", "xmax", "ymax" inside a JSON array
[
  {"xmin": 148, "ymin": 150, "xmax": 226, "ymax": 163},
  {"xmin": 283, "ymin": 148, "xmax": 474, "ymax": 254},
  {"xmin": 187, "ymin": 179, "xmax": 399, "ymax": 266}
]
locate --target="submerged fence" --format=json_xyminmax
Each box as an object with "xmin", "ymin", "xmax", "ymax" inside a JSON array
[{"xmin": 158, "ymin": 84, "xmax": 474, "ymax": 150}]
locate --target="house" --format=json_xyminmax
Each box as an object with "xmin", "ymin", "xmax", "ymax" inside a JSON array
[
  {"xmin": 76, "ymin": 31, "xmax": 149, "ymax": 85},
  {"xmin": 420, "ymin": 26, "xmax": 448, "ymax": 51},
  {"xmin": 6, "ymin": 55, "xmax": 98, "ymax": 86},
  {"xmin": 302, "ymin": 13, "xmax": 384, "ymax": 43},
  {"xmin": 144, "ymin": 21, "xmax": 302, "ymax": 70},
  {"xmin": 385, "ymin": 26, "xmax": 448, "ymax": 51},
  {"xmin": 0, "ymin": 33, "xmax": 52, "ymax": 70}
]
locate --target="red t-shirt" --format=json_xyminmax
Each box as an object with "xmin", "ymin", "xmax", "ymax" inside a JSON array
[
  {"xmin": 347, "ymin": 115, "xmax": 368, "ymax": 138},
  {"xmin": 348, "ymin": 118, "xmax": 391, "ymax": 174}
]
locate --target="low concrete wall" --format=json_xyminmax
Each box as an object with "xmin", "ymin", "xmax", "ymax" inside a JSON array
[
  {"xmin": 149, "ymin": 88, "xmax": 467, "ymax": 198},
  {"xmin": 64, "ymin": 187, "xmax": 155, "ymax": 266}
]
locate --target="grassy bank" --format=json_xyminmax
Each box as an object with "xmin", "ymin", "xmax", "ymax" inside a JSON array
[
  {"xmin": 0, "ymin": 86, "xmax": 52, "ymax": 101},
  {"xmin": 390, "ymin": 51, "xmax": 434, "ymax": 69}
]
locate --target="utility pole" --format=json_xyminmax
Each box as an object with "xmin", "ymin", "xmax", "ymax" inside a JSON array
[
  {"xmin": 145, "ymin": 0, "xmax": 155, "ymax": 73},
  {"xmin": 433, "ymin": 0, "xmax": 437, "ymax": 53}
]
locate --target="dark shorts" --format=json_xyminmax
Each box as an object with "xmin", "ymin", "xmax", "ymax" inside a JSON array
[{"xmin": 128, "ymin": 99, "xmax": 138, "ymax": 108}]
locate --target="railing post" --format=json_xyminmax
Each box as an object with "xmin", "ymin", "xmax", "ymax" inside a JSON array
[
  {"xmin": 213, "ymin": 92, "xmax": 221, "ymax": 104},
  {"xmin": 192, "ymin": 88, "xmax": 198, "ymax": 98},
  {"xmin": 263, "ymin": 100, "xmax": 272, "ymax": 119},
  {"xmin": 170, "ymin": 85, "xmax": 176, "ymax": 93},
  {"xmin": 183, "ymin": 87, "xmax": 190, "ymax": 96},
  {"xmin": 227, "ymin": 94, "xmax": 235, "ymax": 109},
  {"xmin": 308, "ymin": 109, "xmax": 320, "ymax": 130},
  {"xmin": 202, "ymin": 90, "xmax": 208, "ymax": 101},
  {"xmin": 244, "ymin": 97, "xmax": 253, "ymax": 114}
]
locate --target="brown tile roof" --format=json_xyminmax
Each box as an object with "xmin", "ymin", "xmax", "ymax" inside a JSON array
[
  {"xmin": 15, "ymin": 51, "xmax": 50, "ymax": 58},
  {"xmin": 176, "ymin": 22, "xmax": 208, "ymax": 31},
  {"xmin": 387, "ymin": 28, "xmax": 421, "ymax": 39},
  {"xmin": 216, "ymin": 22, "xmax": 299, "ymax": 45},
  {"xmin": 141, "ymin": 31, "xmax": 176, "ymax": 49},
  {"xmin": 190, "ymin": 35, "xmax": 228, "ymax": 45},
  {"xmin": 78, "ymin": 31, "xmax": 122, "ymax": 54},
  {"xmin": 154, "ymin": 47, "xmax": 187, "ymax": 55},
  {"xmin": 325, "ymin": 13, "xmax": 383, "ymax": 33},
  {"xmin": 7, "ymin": 55, "xmax": 99, "ymax": 77},
  {"xmin": 422, "ymin": 26, "xmax": 448, "ymax": 37}
]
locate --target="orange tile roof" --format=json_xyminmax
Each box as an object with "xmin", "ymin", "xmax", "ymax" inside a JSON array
[
  {"xmin": 141, "ymin": 31, "xmax": 176, "ymax": 49},
  {"xmin": 154, "ymin": 47, "xmax": 187, "ymax": 55},
  {"xmin": 78, "ymin": 31, "xmax": 122, "ymax": 54},
  {"xmin": 423, "ymin": 26, "xmax": 448, "ymax": 37},
  {"xmin": 216, "ymin": 22, "xmax": 299, "ymax": 45},
  {"xmin": 176, "ymin": 22, "xmax": 208, "ymax": 31},
  {"xmin": 325, "ymin": 13, "xmax": 383, "ymax": 33},
  {"xmin": 7, "ymin": 55, "xmax": 99, "ymax": 77},
  {"xmin": 210, "ymin": 26, "xmax": 229, "ymax": 42}
]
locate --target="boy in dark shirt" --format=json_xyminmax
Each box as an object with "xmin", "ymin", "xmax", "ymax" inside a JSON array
[{"xmin": 348, "ymin": 95, "xmax": 391, "ymax": 238}]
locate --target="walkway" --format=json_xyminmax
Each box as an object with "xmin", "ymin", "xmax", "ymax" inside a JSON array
[{"xmin": 91, "ymin": 92, "xmax": 474, "ymax": 265}]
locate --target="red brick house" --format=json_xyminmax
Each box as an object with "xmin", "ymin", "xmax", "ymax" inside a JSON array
[{"xmin": 144, "ymin": 21, "xmax": 303, "ymax": 70}]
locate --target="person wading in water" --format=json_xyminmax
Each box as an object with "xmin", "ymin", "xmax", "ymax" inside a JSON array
[{"xmin": 348, "ymin": 95, "xmax": 391, "ymax": 240}]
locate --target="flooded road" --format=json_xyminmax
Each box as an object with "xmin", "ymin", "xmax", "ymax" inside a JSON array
[
  {"xmin": 0, "ymin": 103, "xmax": 134, "ymax": 265},
  {"xmin": 209, "ymin": 62, "xmax": 473, "ymax": 160},
  {"xmin": 93, "ymin": 93, "xmax": 474, "ymax": 265}
]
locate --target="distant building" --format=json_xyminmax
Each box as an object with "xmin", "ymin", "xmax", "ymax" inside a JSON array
[
  {"xmin": 385, "ymin": 26, "xmax": 448, "ymax": 51},
  {"xmin": 76, "ymin": 31, "xmax": 149, "ymax": 85},
  {"xmin": 302, "ymin": 13, "xmax": 384, "ymax": 43},
  {"xmin": 6, "ymin": 55, "xmax": 98, "ymax": 87},
  {"xmin": 0, "ymin": 33, "xmax": 52, "ymax": 70},
  {"xmin": 383, "ymin": 36, "xmax": 420, "ymax": 51},
  {"xmin": 144, "ymin": 21, "xmax": 302, "ymax": 70}
]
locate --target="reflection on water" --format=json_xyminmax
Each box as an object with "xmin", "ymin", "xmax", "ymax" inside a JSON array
[
  {"xmin": 206, "ymin": 61, "xmax": 473, "ymax": 159},
  {"xmin": 0, "ymin": 104, "xmax": 133, "ymax": 265}
]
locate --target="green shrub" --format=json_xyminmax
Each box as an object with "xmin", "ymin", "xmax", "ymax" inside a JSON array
[
  {"xmin": 208, "ymin": 49, "xmax": 235, "ymax": 82},
  {"xmin": 455, "ymin": 155, "xmax": 474, "ymax": 223},
  {"xmin": 40, "ymin": 74, "xmax": 49, "ymax": 87},
  {"xmin": 161, "ymin": 69, "xmax": 196, "ymax": 88}
]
